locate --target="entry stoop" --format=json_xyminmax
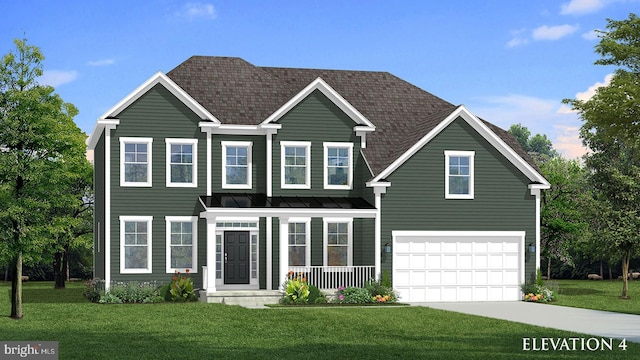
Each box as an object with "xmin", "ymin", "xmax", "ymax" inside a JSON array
[{"xmin": 199, "ymin": 290, "xmax": 282, "ymax": 307}]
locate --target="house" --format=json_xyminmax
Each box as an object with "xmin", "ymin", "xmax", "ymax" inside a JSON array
[{"xmin": 87, "ymin": 56, "xmax": 549, "ymax": 303}]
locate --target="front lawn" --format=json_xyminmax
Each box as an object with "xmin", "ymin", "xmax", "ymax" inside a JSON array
[
  {"xmin": 552, "ymin": 279, "xmax": 640, "ymax": 315},
  {"xmin": 1, "ymin": 281, "xmax": 638, "ymax": 359}
]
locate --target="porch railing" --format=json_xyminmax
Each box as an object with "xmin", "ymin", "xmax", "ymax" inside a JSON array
[{"xmin": 288, "ymin": 266, "xmax": 375, "ymax": 290}]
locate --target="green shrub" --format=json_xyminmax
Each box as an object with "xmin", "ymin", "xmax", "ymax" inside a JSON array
[
  {"xmin": 381, "ymin": 270, "xmax": 392, "ymax": 288},
  {"xmin": 83, "ymin": 279, "xmax": 104, "ymax": 303},
  {"xmin": 521, "ymin": 270, "xmax": 556, "ymax": 303},
  {"xmin": 99, "ymin": 292, "xmax": 123, "ymax": 304},
  {"xmin": 170, "ymin": 271, "xmax": 198, "ymax": 302},
  {"xmin": 158, "ymin": 283, "xmax": 172, "ymax": 301},
  {"xmin": 365, "ymin": 279, "xmax": 397, "ymax": 303},
  {"xmin": 282, "ymin": 273, "xmax": 310, "ymax": 304},
  {"xmin": 307, "ymin": 284, "xmax": 326, "ymax": 304},
  {"xmin": 333, "ymin": 286, "xmax": 372, "ymax": 304},
  {"xmin": 97, "ymin": 281, "xmax": 162, "ymax": 304}
]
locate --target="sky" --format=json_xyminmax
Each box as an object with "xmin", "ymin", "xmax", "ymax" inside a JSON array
[{"xmin": 2, "ymin": 0, "xmax": 638, "ymax": 159}]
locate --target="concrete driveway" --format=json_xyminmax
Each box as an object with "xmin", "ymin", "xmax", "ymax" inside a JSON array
[{"xmin": 414, "ymin": 302, "xmax": 640, "ymax": 344}]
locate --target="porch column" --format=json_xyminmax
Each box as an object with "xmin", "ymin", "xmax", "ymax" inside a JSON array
[
  {"xmin": 374, "ymin": 190, "xmax": 382, "ymax": 280},
  {"xmin": 266, "ymin": 216, "xmax": 273, "ymax": 290},
  {"xmin": 205, "ymin": 218, "xmax": 217, "ymax": 292},
  {"xmin": 279, "ymin": 217, "xmax": 289, "ymax": 290}
]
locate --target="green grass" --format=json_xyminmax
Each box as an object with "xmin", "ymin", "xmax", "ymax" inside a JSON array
[
  {"xmin": 1, "ymin": 282, "xmax": 638, "ymax": 359},
  {"xmin": 552, "ymin": 279, "xmax": 640, "ymax": 315}
]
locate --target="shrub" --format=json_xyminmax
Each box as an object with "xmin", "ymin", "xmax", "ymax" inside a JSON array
[
  {"xmin": 365, "ymin": 279, "xmax": 397, "ymax": 303},
  {"xmin": 381, "ymin": 270, "xmax": 392, "ymax": 288},
  {"xmin": 307, "ymin": 284, "xmax": 327, "ymax": 304},
  {"xmin": 83, "ymin": 278, "xmax": 104, "ymax": 303},
  {"xmin": 521, "ymin": 269, "xmax": 555, "ymax": 303},
  {"xmin": 282, "ymin": 272, "xmax": 310, "ymax": 304},
  {"xmin": 332, "ymin": 286, "xmax": 372, "ymax": 304},
  {"xmin": 158, "ymin": 283, "xmax": 172, "ymax": 301},
  {"xmin": 170, "ymin": 270, "xmax": 198, "ymax": 302},
  {"xmin": 97, "ymin": 281, "xmax": 163, "ymax": 304}
]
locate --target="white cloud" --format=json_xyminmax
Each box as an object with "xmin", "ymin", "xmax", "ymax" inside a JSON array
[
  {"xmin": 581, "ymin": 29, "xmax": 600, "ymax": 40},
  {"xmin": 506, "ymin": 29, "xmax": 529, "ymax": 48},
  {"xmin": 176, "ymin": 2, "xmax": 216, "ymax": 20},
  {"xmin": 557, "ymin": 73, "xmax": 614, "ymax": 113},
  {"xmin": 38, "ymin": 70, "xmax": 78, "ymax": 87},
  {"xmin": 468, "ymin": 94, "xmax": 588, "ymax": 158},
  {"xmin": 560, "ymin": 0, "xmax": 607, "ymax": 15},
  {"xmin": 88, "ymin": 59, "xmax": 115, "ymax": 67},
  {"xmin": 532, "ymin": 24, "xmax": 579, "ymax": 40}
]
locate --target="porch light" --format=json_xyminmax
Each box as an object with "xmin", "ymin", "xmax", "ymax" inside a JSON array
[
  {"xmin": 384, "ymin": 243, "xmax": 392, "ymax": 253},
  {"xmin": 528, "ymin": 243, "xmax": 536, "ymax": 253}
]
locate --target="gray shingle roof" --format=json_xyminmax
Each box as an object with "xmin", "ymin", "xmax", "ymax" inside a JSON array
[{"xmin": 166, "ymin": 56, "xmax": 537, "ymax": 177}]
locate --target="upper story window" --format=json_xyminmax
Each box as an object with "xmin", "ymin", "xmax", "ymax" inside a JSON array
[
  {"xmin": 166, "ymin": 139, "xmax": 198, "ymax": 187},
  {"xmin": 120, "ymin": 137, "xmax": 153, "ymax": 187},
  {"xmin": 445, "ymin": 150, "xmax": 475, "ymax": 199},
  {"xmin": 323, "ymin": 142, "xmax": 353, "ymax": 190},
  {"xmin": 281, "ymin": 141, "xmax": 311, "ymax": 189},
  {"xmin": 120, "ymin": 216, "xmax": 153, "ymax": 274},
  {"xmin": 222, "ymin": 141, "xmax": 252, "ymax": 189}
]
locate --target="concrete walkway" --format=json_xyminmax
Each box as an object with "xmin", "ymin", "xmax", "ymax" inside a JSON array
[{"xmin": 414, "ymin": 302, "xmax": 640, "ymax": 343}]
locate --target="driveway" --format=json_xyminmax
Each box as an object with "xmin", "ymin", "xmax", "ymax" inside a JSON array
[{"xmin": 414, "ymin": 302, "xmax": 640, "ymax": 344}]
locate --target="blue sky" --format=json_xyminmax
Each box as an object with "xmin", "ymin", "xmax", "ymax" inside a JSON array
[{"xmin": 2, "ymin": 1, "xmax": 638, "ymax": 159}]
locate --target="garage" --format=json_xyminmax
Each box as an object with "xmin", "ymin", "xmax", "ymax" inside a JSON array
[{"xmin": 392, "ymin": 231, "xmax": 525, "ymax": 302}]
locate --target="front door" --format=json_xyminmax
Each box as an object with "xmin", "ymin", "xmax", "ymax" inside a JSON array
[{"xmin": 224, "ymin": 231, "xmax": 250, "ymax": 284}]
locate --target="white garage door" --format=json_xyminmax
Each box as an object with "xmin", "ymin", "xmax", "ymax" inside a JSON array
[{"xmin": 393, "ymin": 231, "xmax": 525, "ymax": 302}]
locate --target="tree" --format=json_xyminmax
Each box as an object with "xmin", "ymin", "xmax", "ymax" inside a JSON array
[
  {"xmin": 0, "ymin": 39, "xmax": 86, "ymax": 318},
  {"xmin": 563, "ymin": 13, "xmax": 640, "ymax": 298},
  {"xmin": 508, "ymin": 124, "xmax": 558, "ymax": 161},
  {"xmin": 538, "ymin": 157, "xmax": 591, "ymax": 279}
]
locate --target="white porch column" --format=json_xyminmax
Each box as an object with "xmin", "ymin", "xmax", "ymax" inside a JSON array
[
  {"xmin": 529, "ymin": 185, "xmax": 545, "ymax": 272},
  {"xmin": 205, "ymin": 218, "xmax": 217, "ymax": 292},
  {"xmin": 266, "ymin": 216, "xmax": 273, "ymax": 290},
  {"xmin": 279, "ymin": 217, "xmax": 289, "ymax": 290},
  {"xmin": 374, "ymin": 191, "xmax": 382, "ymax": 280}
]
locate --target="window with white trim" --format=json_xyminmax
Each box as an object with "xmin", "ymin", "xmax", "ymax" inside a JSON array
[
  {"xmin": 165, "ymin": 216, "xmax": 198, "ymax": 273},
  {"xmin": 323, "ymin": 218, "xmax": 353, "ymax": 267},
  {"xmin": 120, "ymin": 137, "xmax": 153, "ymax": 187},
  {"xmin": 324, "ymin": 142, "xmax": 353, "ymax": 189},
  {"xmin": 288, "ymin": 220, "xmax": 310, "ymax": 266},
  {"xmin": 120, "ymin": 216, "xmax": 153, "ymax": 274},
  {"xmin": 445, "ymin": 150, "xmax": 475, "ymax": 199},
  {"xmin": 281, "ymin": 141, "xmax": 311, "ymax": 189},
  {"xmin": 166, "ymin": 139, "xmax": 197, "ymax": 187},
  {"xmin": 222, "ymin": 141, "xmax": 252, "ymax": 189}
]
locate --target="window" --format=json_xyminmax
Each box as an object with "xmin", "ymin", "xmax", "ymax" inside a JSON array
[
  {"xmin": 165, "ymin": 216, "xmax": 198, "ymax": 273},
  {"xmin": 281, "ymin": 141, "xmax": 311, "ymax": 189},
  {"xmin": 222, "ymin": 141, "xmax": 252, "ymax": 189},
  {"xmin": 120, "ymin": 216, "xmax": 153, "ymax": 274},
  {"xmin": 288, "ymin": 219, "xmax": 310, "ymax": 266},
  {"xmin": 445, "ymin": 151, "xmax": 475, "ymax": 199},
  {"xmin": 166, "ymin": 139, "xmax": 197, "ymax": 187},
  {"xmin": 323, "ymin": 219, "xmax": 353, "ymax": 267},
  {"xmin": 324, "ymin": 142, "xmax": 353, "ymax": 189},
  {"xmin": 120, "ymin": 137, "xmax": 153, "ymax": 186}
]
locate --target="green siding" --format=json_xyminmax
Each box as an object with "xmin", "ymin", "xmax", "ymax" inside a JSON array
[
  {"xmin": 273, "ymin": 90, "xmax": 368, "ymax": 197},
  {"xmin": 380, "ymin": 118, "xmax": 537, "ymax": 283},
  {"xmin": 109, "ymin": 84, "xmax": 207, "ymax": 286},
  {"xmin": 93, "ymin": 132, "xmax": 106, "ymax": 280}
]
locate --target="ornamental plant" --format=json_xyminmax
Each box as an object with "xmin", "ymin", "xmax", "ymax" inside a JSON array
[
  {"xmin": 521, "ymin": 269, "xmax": 555, "ymax": 303},
  {"xmin": 170, "ymin": 269, "xmax": 198, "ymax": 302},
  {"xmin": 282, "ymin": 271, "xmax": 310, "ymax": 304}
]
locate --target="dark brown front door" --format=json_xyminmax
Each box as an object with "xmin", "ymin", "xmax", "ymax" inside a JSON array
[{"xmin": 224, "ymin": 231, "xmax": 250, "ymax": 284}]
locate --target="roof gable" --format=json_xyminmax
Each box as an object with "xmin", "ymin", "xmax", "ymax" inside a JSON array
[{"xmin": 369, "ymin": 105, "xmax": 549, "ymax": 186}]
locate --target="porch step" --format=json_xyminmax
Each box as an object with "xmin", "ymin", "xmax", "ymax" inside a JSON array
[{"xmin": 199, "ymin": 290, "xmax": 282, "ymax": 307}]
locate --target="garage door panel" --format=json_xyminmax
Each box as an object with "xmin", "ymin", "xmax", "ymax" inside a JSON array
[{"xmin": 393, "ymin": 232, "xmax": 524, "ymax": 302}]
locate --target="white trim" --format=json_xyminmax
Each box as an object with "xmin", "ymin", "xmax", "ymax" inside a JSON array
[
  {"xmin": 165, "ymin": 216, "xmax": 198, "ymax": 274},
  {"xmin": 200, "ymin": 207, "xmax": 377, "ymax": 219},
  {"xmin": 267, "ymin": 133, "xmax": 273, "ymax": 197},
  {"xmin": 205, "ymin": 220, "xmax": 217, "ymax": 292},
  {"xmin": 266, "ymin": 216, "xmax": 273, "ymax": 290},
  {"xmin": 221, "ymin": 141, "xmax": 253, "ymax": 189},
  {"xmin": 444, "ymin": 150, "xmax": 475, "ymax": 200},
  {"xmin": 369, "ymin": 105, "xmax": 549, "ymax": 187},
  {"xmin": 88, "ymin": 119, "xmax": 119, "ymax": 150},
  {"xmin": 279, "ymin": 217, "xmax": 290, "ymax": 290},
  {"xmin": 323, "ymin": 218, "xmax": 353, "ymax": 267},
  {"xmin": 207, "ymin": 123, "xmax": 282, "ymax": 135},
  {"xmin": 165, "ymin": 138, "xmax": 198, "ymax": 188},
  {"xmin": 120, "ymin": 137, "xmax": 153, "ymax": 187},
  {"xmin": 205, "ymin": 130, "xmax": 212, "ymax": 195},
  {"xmin": 287, "ymin": 218, "xmax": 311, "ymax": 267},
  {"xmin": 374, "ymin": 192, "xmax": 382, "ymax": 280},
  {"xmin": 119, "ymin": 216, "xmax": 153, "ymax": 274},
  {"xmin": 280, "ymin": 141, "xmax": 311, "ymax": 189},
  {"xmin": 323, "ymin": 142, "xmax": 354, "ymax": 190},
  {"xmin": 262, "ymin": 77, "xmax": 376, "ymax": 129},
  {"xmin": 104, "ymin": 124, "xmax": 116, "ymax": 290}
]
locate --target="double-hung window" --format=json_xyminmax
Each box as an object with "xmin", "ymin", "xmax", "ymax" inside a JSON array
[
  {"xmin": 222, "ymin": 141, "xmax": 252, "ymax": 189},
  {"xmin": 445, "ymin": 150, "xmax": 475, "ymax": 199},
  {"xmin": 281, "ymin": 141, "xmax": 311, "ymax": 189},
  {"xmin": 324, "ymin": 142, "xmax": 353, "ymax": 189},
  {"xmin": 324, "ymin": 219, "xmax": 352, "ymax": 267},
  {"xmin": 166, "ymin": 139, "xmax": 197, "ymax": 187},
  {"xmin": 288, "ymin": 219, "xmax": 310, "ymax": 266},
  {"xmin": 120, "ymin": 137, "xmax": 153, "ymax": 187},
  {"xmin": 165, "ymin": 216, "xmax": 198, "ymax": 273},
  {"xmin": 120, "ymin": 216, "xmax": 153, "ymax": 274}
]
